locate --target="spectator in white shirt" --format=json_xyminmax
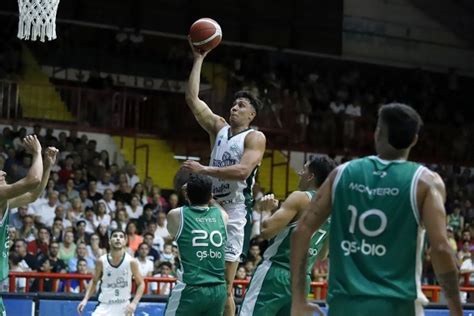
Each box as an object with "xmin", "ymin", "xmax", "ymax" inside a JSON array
[
  {"xmin": 150, "ymin": 262, "xmax": 174, "ymax": 295},
  {"xmin": 93, "ymin": 202, "xmax": 111, "ymax": 227},
  {"xmin": 125, "ymin": 195, "xmax": 143, "ymax": 219},
  {"xmin": 98, "ymin": 189, "xmax": 116, "ymax": 215},
  {"xmin": 34, "ymin": 191, "xmax": 59, "ymax": 228},
  {"xmin": 54, "ymin": 206, "xmax": 72, "ymax": 229},
  {"xmin": 344, "ymin": 100, "xmax": 362, "ymax": 142},
  {"xmin": 136, "ymin": 242, "xmax": 154, "ymax": 277},
  {"xmin": 125, "ymin": 164, "xmax": 140, "ymax": 188},
  {"xmin": 96, "ymin": 172, "xmax": 116, "ymax": 194},
  {"xmin": 145, "ymin": 223, "xmax": 164, "ymax": 253},
  {"xmin": 155, "ymin": 211, "xmax": 171, "ymax": 242}
]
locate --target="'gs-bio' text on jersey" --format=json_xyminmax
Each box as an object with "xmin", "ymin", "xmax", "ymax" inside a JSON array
[
  {"xmin": 328, "ymin": 156, "xmax": 428, "ymax": 305},
  {"xmin": 98, "ymin": 252, "xmax": 133, "ymax": 304},
  {"xmin": 210, "ymin": 126, "xmax": 258, "ymax": 210},
  {"xmin": 175, "ymin": 205, "xmax": 227, "ymax": 285}
]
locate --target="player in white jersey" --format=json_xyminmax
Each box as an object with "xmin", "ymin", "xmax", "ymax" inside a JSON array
[
  {"xmin": 77, "ymin": 229, "xmax": 144, "ymax": 316},
  {"xmin": 183, "ymin": 38, "xmax": 266, "ymax": 316}
]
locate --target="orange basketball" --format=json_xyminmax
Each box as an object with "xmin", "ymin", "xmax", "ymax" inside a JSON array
[{"xmin": 189, "ymin": 18, "xmax": 222, "ymax": 52}]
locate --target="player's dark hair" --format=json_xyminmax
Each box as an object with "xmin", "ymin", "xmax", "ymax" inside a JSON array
[
  {"xmin": 234, "ymin": 90, "xmax": 261, "ymax": 115},
  {"xmin": 378, "ymin": 103, "xmax": 423, "ymax": 150},
  {"xmin": 186, "ymin": 174, "xmax": 213, "ymax": 205},
  {"xmin": 308, "ymin": 155, "xmax": 337, "ymax": 187},
  {"xmin": 110, "ymin": 229, "xmax": 126, "ymax": 238}
]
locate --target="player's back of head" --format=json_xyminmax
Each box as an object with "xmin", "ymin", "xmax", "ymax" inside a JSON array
[
  {"xmin": 377, "ymin": 103, "xmax": 423, "ymax": 150},
  {"xmin": 308, "ymin": 155, "xmax": 337, "ymax": 187},
  {"xmin": 187, "ymin": 174, "xmax": 213, "ymax": 205}
]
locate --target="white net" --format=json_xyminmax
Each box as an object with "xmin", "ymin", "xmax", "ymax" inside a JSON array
[{"xmin": 17, "ymin": 0, "xmax": 60, "ymax": 42}]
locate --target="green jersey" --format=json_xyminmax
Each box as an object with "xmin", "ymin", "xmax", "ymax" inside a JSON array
[
  {"xmin": 328, "ymin": 156, "xmax": 428, "ymax": 304},
  {"xmin": 0, "ymin": 204, "xmax": 10, "ymax": 282},
  {"xmin": 263, "ymin": 191, "xmax": 330, "ymax": 274},
  {"xmin": 175, "ymin": 205, "xmax": 227, "ymax": 285}
]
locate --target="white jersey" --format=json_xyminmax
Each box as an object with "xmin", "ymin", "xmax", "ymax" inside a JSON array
[
  {"xmin": 98, "ymin": 252, "xmax": 133, "ymax": 304},
  {"xmin": 210, "ymin": 126, "xmax": 258, "ymax": 210}
]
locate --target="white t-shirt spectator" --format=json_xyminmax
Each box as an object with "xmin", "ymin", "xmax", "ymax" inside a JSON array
[
  {"xmin": 98, "ymin": 199, "xmax": 116, "ymax": 215},
  {"xmin": 137, "ymin": 258, "xmax": 154, "ymax": 277},
  {"xmin": 96, "ymin": 182, "xmax": 116, "ymax": 195},
  {"xmin": 152, "ymin": 235, "xmax": 165, "ymax": 253},
  {"xmin": 34, "ymin": 202, "xmax": 57, "ymax": 228},
  {"xmin": 94, "ymin": 214, "xmax": 111, "ymax": 227},
  {"xmin": 154, "ymin": 224, "xmax": 170, "ymax": 240},
  {"xmin": 125, "ymin": 205, "xmax": 143, "ymax": 219},
  {"xmin": 150, "ymin": 273, "xmax": 173, "ymax": 295},
  {"xmin": 330, "ymin": 101, "xmax": 345, "ymax": 114},
  {"xmin": 345, "ymin": 104, "xmax": 361, "ymax": 117},
  {"xmin": 126, "ymin": 174, "xmax": 140, "ymax": 188}
]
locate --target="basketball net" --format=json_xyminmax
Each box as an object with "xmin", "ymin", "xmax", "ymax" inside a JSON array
[{"xmin": 17, "ymin": 0, "xmax": 60, "ymax": 42}]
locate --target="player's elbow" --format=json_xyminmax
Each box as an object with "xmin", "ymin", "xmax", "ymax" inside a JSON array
[{"xmin": 27, "ymin": 175, "xmax": 41, "ymax": 189}]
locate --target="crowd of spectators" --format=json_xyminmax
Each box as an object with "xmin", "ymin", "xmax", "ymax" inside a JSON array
[{"xmin": 0, "ymin": 124, "xmax": 181, "ymax": 293}]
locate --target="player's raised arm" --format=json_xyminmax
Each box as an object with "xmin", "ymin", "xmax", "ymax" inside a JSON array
[
  {"xmin": 0, "ymin": 135, "xmax": 42, "ymax": 201},
  {"xmin": 77, "ymin": 259, "xmax": 103, "ymax": 314},
  {"xmin": 9, "ymin": 147, "xmax": 59, "ymax": 209},
  {"xmin": 183, "ymin": 131, "xmax": 266, "ymax": 181},
  {"xmin": 290, "ymin": 170, "xmax": 336, "ymax": 316},
  {"xmin": 420, "ymin": 171, "xmax": 462, "ymax": 316},
  {"xmin": 259, "ymin": 192, "xmax": 302, "ymax": 240},
  {"xmin": 185, "ymin": 38, "xmax": 226, "ymax": 137}
]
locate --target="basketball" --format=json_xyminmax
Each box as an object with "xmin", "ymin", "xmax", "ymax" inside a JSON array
[{"xmin": 189, "ymin": 18, "xmax": 222, "ymax": 52}]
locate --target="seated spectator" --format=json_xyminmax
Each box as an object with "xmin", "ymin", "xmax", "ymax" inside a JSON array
[
  {"xmin": 114, "ymin": 181, "xmax": 132, "ymax": 204},
  {"xmin": 447, "ymin": 226, "xmax": 458, "ymax": 252},
  {"xmin": 57, "ymin": 192, "xmax": 72, "ymax": 211},
  {"xmin": 161, "ymin": 243, "xmax": 174, "ymax": 265},
  {"xmin": 110, "ymin": 208, "xmax": 129, "ymax": 232},
  {"xmin": 458, "ymin": 241, "xmax": 472, "ymax": 264},
  {"xmin": 132, "ymin": 182, "xmax": 148, "ymax": 205},
  {"xmin": 125, "ymin": 164, "xmax": 140, "ymax": 188},
  {"xmin": 82, "ymin": 207, "xmax": 97, "ymax": 234},
  {"xmin": 58, "ymin": 155, "xmax": 74, "ymax": 184},
  {"xmin": 68, "ymin": 242, "xmax": 95, "ymax": 273},
  {"xmin": 97, "ymin": 172, "xmax": 116, "ymax": 194},
  {"xmin": 142, "ymin": 232, "xmax": 161, "ymax": 262},
  {"xmin": 54, "ymin": 206, "xmax": 72, "ymax": 229},
  {"xmin": 248, "ymin": 243, "xmax": 262, "ymax": 266},
  {"xmin": 79, "ymin": 189, "xmax": 93, "ymax": 210},
  {"xmin": 64, "ymin": 258, "xmax": 91, "ymax": 293},
  {"xmin": 98, "ymin": 150, "xmax": 110, "ymax": 169},
  {"xmin": 167, "ymin": 193, "xmax": 179, "ymax": 212},
  {"xmin": 126, "ymin": 194, "xmax": 143, "ymax": 219},
  {"xmin": 244, "ymin": 260, "xmax": 256, "ymax": 277},
  {"xmin": 448, "ymin": 203, "xmax": 464, "ymax": 238},
  {"xmin": 98, "ymin": 189, "xmax": 116, "ymax": 214},
  {"xmin": 137, "ymin": 204, "xmax": 156, "ymax": 233},
  {"xmin": 51, "ymin": 218, "xmax": 64, "ymax": 243},
  {"xmin": 96, "ymin": 224, "xmax": 110, "ymax": 251},
  {"xmin": 63, "ymin": 178, "xmax": 80, "ymax": 201},
  {"xmin": 154, "ymin": 211, "xmax": 171, "ymax": 242},
  {"xmin": 136, "ymin": 242, "xmax": 154, "ymax": 277},
  {"xmin": 75, "ymin": 219, "xmax": 91, "ymax": 244},
  {"xmin": 27, "ymin": 226, "xmax": 50, "ymax": 257},
  {"xmin": 126, "ymin": 221, "xmax": 142, "ymax": 254},
  {"xmin": 18, "ymin": 215, "xmax": 36, "ymax": 242},
  {"xmin": 13, "ymin": 239, "xmax": 37, "ymax": 271},
  {"xmin": 150, "ymin": 261, "xmax": 174, "ymax": 295},
  {"xmin": 458, "ymin": 229, "xmax": 474, "ymax": 252},
  {"xmin": 87, "ymin": 233, "xmax": 106, "ymax": 260},
  {"xmin": 31, "ymin": 258, "xmax": 56, "ymax": 292},
  {"xmin": 87, "ymin": 181, "xmax": 103, "ymax": 203},
  {"xmin": 37, "ymin": 241, "xmax": 67, "ymax": 273},
  {"xmin": 8, "ymin": 252, "xmax": 31, "ymax": 292},
  {"xmin": 10, "ymin": 205, "xmax": 29, "ymax": 230},
  {"xmin": 67, "ymin": 198, "xmax": 83, "ymax": 223},
  {"xmin": 234, "ymin": 265, "xmax": 250, "ymax": 298},
  {"xmin": 94, "ymin": 202, "xmax": 111, "ymax": 227},
  {"xmin": 59, "ymin": 230, "xmax": 77, "ymax": 262},
  {"xmin": 34, "ymin": 191, "xmax": 59, "ymax": 228}
]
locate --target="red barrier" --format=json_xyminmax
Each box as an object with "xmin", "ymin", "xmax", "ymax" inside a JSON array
[{"xmin": 7, "ymin": 272, "xmax": 474, "ymax": 302}]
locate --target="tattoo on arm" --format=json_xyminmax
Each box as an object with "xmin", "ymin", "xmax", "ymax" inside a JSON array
[{"xmin": 437, "ymin": 271, "xmax": 460, "ymax": 299}]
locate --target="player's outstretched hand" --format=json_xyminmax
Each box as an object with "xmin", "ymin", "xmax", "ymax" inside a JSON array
[
  {"xmin": 77, "ymin": 299, "xmax": 87, "ymax": 314},
  {"xmin": 259, "ymin": 194, "xmax": 279, "ymax": 212},
  {"xmin": 23, "ymin": 135, "xmax": 42, "ymax": 155},
  {"xmin": 125, "ymin": 302, "xmax": 137, "ymax": 316},
  {"xmin": 44, "ymin": 147, "xmax": 59, "ymax": 167},
  {"xmin": 188, "ymin": 36, "xmax": 211, "ymax": 59},
  {"xmin": 182, "ymin": 160, "xmax": 206, "ymax": 174},
  {"xmin": 291, "ymin": 301, "xmax": 325, "ymax": 316}
]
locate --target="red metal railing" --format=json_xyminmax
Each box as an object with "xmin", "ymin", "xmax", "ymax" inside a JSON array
[{"xmin": 7, "ymin": 272, "xmax": 474, "ymax": 303}]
